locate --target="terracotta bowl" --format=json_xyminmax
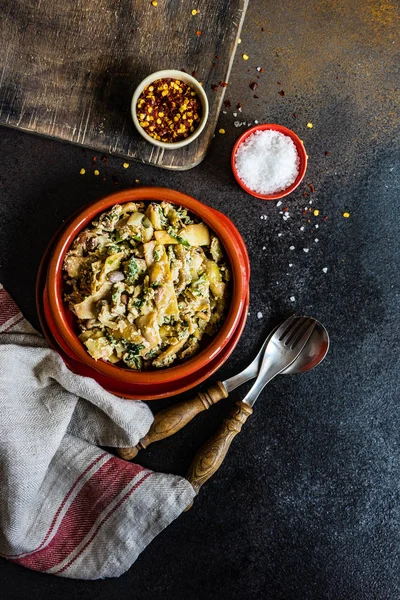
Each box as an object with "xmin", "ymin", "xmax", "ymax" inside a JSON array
[{"xmin": 45, "ymin": 187, "xmax": 250, "ymax": 389}]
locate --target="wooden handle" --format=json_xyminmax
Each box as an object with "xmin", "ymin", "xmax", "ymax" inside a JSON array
[
  {"xmin": 185, "ymin": 401, "xmax": 253, "ymax": 508},
  {"xmin": 117, "ymin": 381, "xmax": 228, "ymax": 461}
]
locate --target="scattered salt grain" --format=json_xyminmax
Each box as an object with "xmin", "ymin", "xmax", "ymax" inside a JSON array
[
  {"xmin": 233, "ymin": 112, "xmax": 238, "ymax": 117},
  {"xmin": 300, "ymin": 226, "xmax": 305, "ymax": 231},
  {"xmin": 257, "ymin": 311, "xmax": 263, "ymax": 319},
  {"xmin": 260, "ymin": 214, "xmax": 268, "ymax": 220},
  {"xmin": 235, "ymin": 130, "xmax": 300, "ymax": 194},
  {"xmin": 315, "ymin": 224, "xmax": 319, "ymax": 229},
  {"xmin": 276, "ymin": 200, "xmax": 282, "ymax": 207},
  {"xmin": 303, "ymin": 248, "xmax": 309, "ymax": 253},
  {"xmin": 289, "ymin": 245, "xmax": 295, "ymax": 250},
  {"xmin": 282, "ymin": 214, "xmax": 290, "ymax": 220},
  {"xmin": 278, "ymin": 232, "xmax": 283, "ymax": 237},
  {"xmin": 254, "ymin": 120, "xmax": 259, "ymax": 124},
  {"xmin": 289, "ymin": 263, "xmax": 293, "ymax": 267},
  {"xmin": 315, "ymin": 238, "xmax": 319, "ymax": 242},
  {"xmin": 322, "ymin": 267, "xmax": 328, "ymax": 273},
  {"xmin": 262, "ymin": 246, "xmax": 266, "ymax": 250},
  {"xmin": 290, "ymin": 296, "xmax": 296, "ymax": 302}
]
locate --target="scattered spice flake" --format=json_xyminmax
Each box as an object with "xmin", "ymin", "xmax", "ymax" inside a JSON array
[
  {"xmin": 192, "ymin": 71, "xmax": 198, "ymax": 77},
  {"xmin": 151, "ymin": 0, "xmax": 158, "ymax": 5},
  {"xmin": 309, "ymin": 183, "xmax": 315, "ymax": 192},
  {"xmin": 249, "ymin": 82, "xmax": 258, "ymax": 91},
  {"xmin": 277, "ymin": 81, "xmax": 281, "ymax": 85},
  {"xmin": 112, "ymin": 175, "xmax": 119, "ymax": 185},
  {"xmin": 223, "ymin": 99, "xmax": 231, "ymax": 108},
  {"xmin": 219, "ymin": 128, "xmax": 225, "ymax": 134},
  {"xmin": 135, "ymin": 179, "xmax": 140, "ymax": 183},
  {"xmin": 79, "ymin": 168, "xmax": 85, "ymax": 175},
  {"xmin": 256, "ymin": 66, "xmax": 263, "ymax": 72},
  {"xmin": 94, "ymin": 169, "xmax": 100, "ymax": 176},
  {"xmin": 191, "ymin": 9, "xmax": 198, "ymax": 15},
  {"xmin": 122, "ymin": 162, "xmax": 129, "ymax": 169},
  {"xmin": 92, "ymin": 156, "xmax": 97, "ymax": 165},
  {"xmin": 196, "ymin": 30, "xmax": 202, "ymax": 36},
  {"xmin": 278, "ymin": 90, "xmax": 285, "ymax": 96},
  {"xmin": 325, "ymin": 151, "xmax": 330, "ymax": 156},
  {"xmin": 261, "ymin": 27, "xmax": 264, "ymax": 31},
  {"xmin": 101, "ymin": 155, "xmax": 108, "ymax": 163},
  {"xmin": 343, "ymin": 212, "xmax": 350, "ymax": 218},
  {"xmin": 219, "ymin": 81, "xmax": 228, "ymax": 88},
  {"xmin": 322, "ymin": 267, "xmax": 328, "ymax": 273},
  {"xmin": 322, "ymin": 216, "xmax": 329, "ymax": 221},
  {"xmin": 211, "ymin": 84, "xmax": 219, "ymax": 91},
  {"xmin": 237, "ymin": 102, "xmax": 242, "ymax": 111},
  {"xmin": 215, "ymin": 55, "xmax": 220, "ymax": 60},
  {"xmin": 253, "ymin": 95, "xmax": 259, "ymax": 99},
  {"xmin": 313, "ymin": 209, "xmax": 319, "ymax": 216},
  {"xmin": 307, "ymin": 122, "xmax": 313, "ymax": 128},
  {"xmin": 242, "ymin": 54, "xmax": 249, "ymax": 60},
  {"xmin": 292, "ymin": 113, "xmax": 297, "ymax": 118},
  {"xmin": 290, "ymin": 296, "xmax": 296, "ymax": 302},
  {"xmin": 238, "ymin": 38, "xmax": 241, "ymax": 44}
]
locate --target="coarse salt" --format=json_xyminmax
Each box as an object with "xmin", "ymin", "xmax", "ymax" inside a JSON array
[
  {"xmin": 290, "ymin": 296, "xmax": 296, "ymax": 302},
  {"xmin": 257, "ymin": 311, "xmax": 263, "ymax": 319},
  {"xmin": 235, "ymin": 130, "xmax": 300, "ymax": 195}
]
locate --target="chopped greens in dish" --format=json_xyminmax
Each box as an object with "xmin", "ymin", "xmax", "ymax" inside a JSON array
[{"xmin": 63, "ymin": 201, "xmax": 231, "ymax": 370}]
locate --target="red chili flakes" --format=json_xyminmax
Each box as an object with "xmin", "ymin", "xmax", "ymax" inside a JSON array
[
  {"xmin": 322, "ymin": 216, "xmax": 329, "ymax": 221},
  {"xmin": 212, "ymin": 63, "xmax": 217, "ymax": 69},
  {"xmin": 196, "ymin": 30, "xmax": 202, "ymax": 36},
  {"xmin": 219, "ymin": 81, "xmax": 228, "ymax": 87},
  {"xmin": 278, "ymin": 90, "xmax": 285, "ymax": 96},
  {"xmin": 237, "ymin": 102, "xmax": 242, "ymax": 110},
  {"xmin": 92, "ymin": 156, "xmax": 97, "ymax": 165},
  {"xmin": 325, "ymin": 151, "xmax": 330, "ymax": 156},
  {"xmin": 101, "ymin": 154, "xmax": 108, "ymax": 163},
  {"xmin": 136, "ymin": 78, "xmax": 202, "ymax": 143},
  {"xmin": 253, "ymin": 94, "xmax": 259, "ymax": 98},
  {"xmin": 277, "ymin": 81, "xmax": 281, "ymax": 85},
  {"xmin": 112, "ymin": 175, "xmax": 119, "ymax": 185},
  {"xmin": 249, "ymin": 82, "xmax": 258, "ymax": 91},
  {"xmin": 309, "ymin": 184, "xmax": 315, "ymax": 193},
  {"xmin": 261, "ymin": 27, "xmax": 264, "ymax": 31},
  {"xmin": 223, "ymin": 99, "xmax": 231, "ymax": 108},
  {"xmin": 303, "ymin": 192, "xmax": 307, "ymax": 197},
  {"xmin": 292, "ymin": 113, "xmax": 297, "ymax": 118},
  {"xmin": 211, "ymin": 84, "xmax": 219, "ymax": 91},
  {"xmin": 191, "ymin": 71, "xmax": 198, "ymax": 77},
  {"xmin": 215, "ymin": 55, "xmax": 220, "ymax": 59}
]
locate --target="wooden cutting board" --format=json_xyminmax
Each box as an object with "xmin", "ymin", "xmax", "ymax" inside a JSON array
[{"xmin": 0, "ymin": 0, "xmax": 247, "ymax": 170}]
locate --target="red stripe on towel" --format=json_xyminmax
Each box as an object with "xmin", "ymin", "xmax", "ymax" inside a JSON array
[
  {"xmin": 11, "ymin": 458, "xmax": 149, "ymax": 572},
  {"xmin": 2, "ymin": 453, "xmax": 108, "ymax": 559},
  {"xmin": 0, "ymin": 289, "xmax": 20, "ymax": 327}
]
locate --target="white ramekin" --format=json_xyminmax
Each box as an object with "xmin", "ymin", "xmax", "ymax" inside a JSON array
[{"xmin": 131, "ymin": 69, "xmax": 209, "ymax": 150}]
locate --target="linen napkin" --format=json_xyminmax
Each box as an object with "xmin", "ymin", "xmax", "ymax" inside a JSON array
[{"xmin": 0, "ymin": 283, "xmax": 195, "ymax": 579}]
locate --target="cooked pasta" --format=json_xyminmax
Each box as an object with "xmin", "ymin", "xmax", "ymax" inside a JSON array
[{"xmin": 63, "ymin": 201, "xmax": 231, "ymax": 369}]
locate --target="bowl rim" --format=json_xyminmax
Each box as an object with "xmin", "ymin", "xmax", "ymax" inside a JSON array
[
  {"xmin": 131, "ymin": 69, "xmax": 209, "ymax": 150},
  {"xmin": 46, "ymin": 187, "xmax": 249, "ymax": 385},
  {"xmin": 231, "ymin": 123, "xmax": 308, "ymax": 200}
]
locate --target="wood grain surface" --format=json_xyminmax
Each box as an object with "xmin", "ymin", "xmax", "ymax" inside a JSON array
[{"xmin": 0, "ymin": 0, "xmax": 248, "ymax": 170}]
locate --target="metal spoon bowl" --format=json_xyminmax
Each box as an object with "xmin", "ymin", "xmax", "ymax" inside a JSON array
[{"xmin": 281, "ymin": 319, "xmax": 329, "ymax": 374}]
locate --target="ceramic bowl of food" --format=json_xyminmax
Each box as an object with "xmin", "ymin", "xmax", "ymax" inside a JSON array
[
  {"xmin": 45, "ymin": 187, "xmax": 249, "ymax": 393},
  {"xmin": 131, "ymin": 70, "xmax": 209, "ymax": 150},
  {"xmin": 231, "ymin": 124, "xmax": 307, "ymax": 200}
]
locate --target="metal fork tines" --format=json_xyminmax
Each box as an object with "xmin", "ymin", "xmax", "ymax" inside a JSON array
[{"xmin": 243, "ymin": 316, "xmax": 316, "ymax": 407}]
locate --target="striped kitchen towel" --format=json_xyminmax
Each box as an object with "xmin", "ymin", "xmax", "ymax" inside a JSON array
[{"xmin": 0, "ymin": 284, "xmax": 195, "ymax": 579}]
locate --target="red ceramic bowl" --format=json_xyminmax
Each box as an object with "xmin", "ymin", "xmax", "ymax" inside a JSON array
[
  {"xmin": 46, "ymin": 187, "xmax": 250, "ymax": 389},
  {"xmin": 231, "ymin": 124, "xmax": 307, "ymax": 200}
]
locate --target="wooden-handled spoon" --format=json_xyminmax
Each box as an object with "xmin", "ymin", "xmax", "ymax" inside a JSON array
[{"xmin": 117, "ymin": 316, "xmax": 329, "ymax": 461}]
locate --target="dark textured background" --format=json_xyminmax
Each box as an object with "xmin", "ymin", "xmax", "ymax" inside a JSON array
[{"xmin": 0, "ymin": 1, "xmax": 399, "ymax": 598}]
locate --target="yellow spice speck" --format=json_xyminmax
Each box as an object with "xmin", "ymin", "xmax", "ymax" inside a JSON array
[
  {"xmin": 151, "ymin": 0, "xmax": 158, "ymax": 6},
  {"xmin": 343, "ymin": 212, "xmax": 350, "ymax": 218},
  {"xmin": 219, "ymin": 128, "xmax": 226, "ymax": 134},
  {"xmin": 79, "ymin": 168, "xmax": 85, "ymax": 175},
  {"xmin": 94, "ymin": 170, "xmax": 100, "ymax": 176},
  {"xmin": 191, "ymin": 9, "xmax": 198, "ymax": 15},
  {"xmin": 242, "ymin": 54, "xmax": 249, "ymax": 60},
  {"xmin": 313, "ymin": 209, "xmax": 320, "ymax": 216},
  {"xmin": 123, "ymin": 162, "xmax": 129, "ymax": 169},
  {"xmin": 135, "ymin": 179, "xmax": 140, "ymax": 183},
  {"xmin": 238, "ymin": 38, "xmax": 241, "ymax": 44},
  {"xmin": 307, "ymin": 122, "xmax": 313, "ymax": 128}
]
